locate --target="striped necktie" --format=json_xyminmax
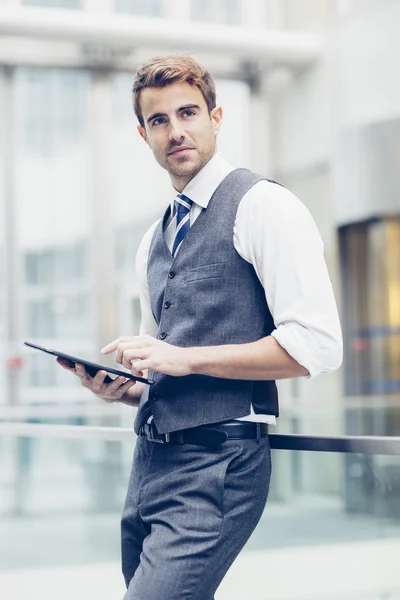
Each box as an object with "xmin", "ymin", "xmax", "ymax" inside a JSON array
[{"xmin": 172, "ymin": 193, "xmax": 193, "ymax": 257}]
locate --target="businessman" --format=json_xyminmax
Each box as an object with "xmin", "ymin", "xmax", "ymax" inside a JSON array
[{"xmin": 58, "ymin": 54, "xmax": 342, "ymax": 599}]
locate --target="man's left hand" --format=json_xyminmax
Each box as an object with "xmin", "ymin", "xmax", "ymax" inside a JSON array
[{"xmin": 101, "ymin": 335, "xmax": 192, "ymax": 378}]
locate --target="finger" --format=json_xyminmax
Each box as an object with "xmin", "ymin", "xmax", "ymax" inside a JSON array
[
  {"xmin": 91, "ymin": 369, "xmax": 109, "ymax": 386},
  {"xmin": 118, "ymin": 340, "xmax": 144, "ymax": 351},
  {"xmin": 56, "ymin": 357, "xmax": 76, "ymax": 371},
  {"xmin": 100, "ymin": 339, "xmax": 121, "ymax": 355},
  {"xmin": 104, "ymin": 375, "xmax": 130, "ymax": 392},
  {"xmin": 100, "ymin": 336, "xmax": 139, "ymax": 355},
  {"xmin": 129, "ymin": 366, "xmax": 149, "ymax": 378},
  {"xmin": 121, "ymin": 350, "xmax": 146, "ymax": 370},
  {"xmin": 113, "ymin": 341, "xmax": 144, "ymax": 366},
  {"xmin": 120, "ymin": 378, "xmax": 137, "ymax": 392},
  {"xmin": 100, "ymin": 377, "xmax": 136, "ymax": 403},
  {"xmin": 114, "ymin": 344, "xmax": 132, "ymax": 366},
  {"xmin": 75, "ymin": 363, "xmax": 89, "ymax": 380},
  {"xmin": 115, "ymin": 346, "xmax": 124, "ymax": 366},
  {"xmin": 131, "ymin": 360, "xmax": 150, "ymax": 376}
]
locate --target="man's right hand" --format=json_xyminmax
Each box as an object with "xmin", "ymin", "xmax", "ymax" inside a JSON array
[{"xmin": 56, "ymin": 358, "xmax": 143, "ymax": 406}]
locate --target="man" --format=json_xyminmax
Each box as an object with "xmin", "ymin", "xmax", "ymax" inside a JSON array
[{"xmin": 58, "ymin": 54, "xmax": 342, "ymax": 599}]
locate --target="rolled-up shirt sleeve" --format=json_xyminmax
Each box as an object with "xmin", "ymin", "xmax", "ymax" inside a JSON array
[{"xmin": 233, "ymin": 181, "xmax": 343, "ymax": 377}]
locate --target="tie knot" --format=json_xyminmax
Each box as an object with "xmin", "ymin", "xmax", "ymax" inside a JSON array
[{"xmin": 175, "ymin": 193, "xmax": 193, "ymax": 215}]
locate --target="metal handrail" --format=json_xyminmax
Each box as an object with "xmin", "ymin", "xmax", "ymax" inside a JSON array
[
  {"xmin": 1, "ymin": 422, "xmax": 400, "ymax": 455},
  {"xmin": 269, "ymin": 433, "xmax": 400, "ymax": 455}
]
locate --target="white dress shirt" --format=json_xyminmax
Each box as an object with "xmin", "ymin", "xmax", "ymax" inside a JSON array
[{"xmin": 135, "ymin": 153, "xmax": 343, "ymax": 425}]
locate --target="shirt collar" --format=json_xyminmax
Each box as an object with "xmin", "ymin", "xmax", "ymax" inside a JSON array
[{"xmin": 169, "ymin": 152, "xmax": 234, "ymax": 213}]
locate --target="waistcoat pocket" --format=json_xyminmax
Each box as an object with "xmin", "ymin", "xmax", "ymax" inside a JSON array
[{"xmin": 185, "ymin": 262, "xmax": 226, "ymax": 283}]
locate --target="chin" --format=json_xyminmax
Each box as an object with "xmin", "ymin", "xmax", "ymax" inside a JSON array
[{"xmin": 169, "ymin": 158, "xmax": 200, "ymax": 176}]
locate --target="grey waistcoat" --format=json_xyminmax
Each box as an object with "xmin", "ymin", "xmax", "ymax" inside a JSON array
[{"xmin": 134, "ymin": 168, "xmax": 279, "ymax": 435}]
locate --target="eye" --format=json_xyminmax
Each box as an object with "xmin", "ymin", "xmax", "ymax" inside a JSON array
[
  {"xmin": 182, "ymin": 110, "xmax": 196, "ymax": 118},
  {"xmin": 152, "ymin": 116, "xmax": 167, "ymax": 126}
]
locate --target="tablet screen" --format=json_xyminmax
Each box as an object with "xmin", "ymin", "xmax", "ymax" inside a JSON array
[{"xmin": 23, "ymin": 341, "xmax": 154, "ymax": 385}]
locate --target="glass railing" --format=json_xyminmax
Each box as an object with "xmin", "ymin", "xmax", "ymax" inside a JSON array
[{"xmin": 1, "ymin": 422, "xmax": 400, "ymax": 600}]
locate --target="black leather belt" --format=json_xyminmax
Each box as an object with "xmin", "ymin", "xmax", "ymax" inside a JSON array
[{"xmin": 139, "ymin": 419, "xmax": 268, "ymax": 447}]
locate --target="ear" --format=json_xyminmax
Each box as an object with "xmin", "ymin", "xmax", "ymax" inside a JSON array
[
  {"xmin": 137, "ymin": 125, "xmax": 148, "ymax": 144},
  {"xmin": 210, "ymin": 106, "xmax": 223, "ymax": 135}
]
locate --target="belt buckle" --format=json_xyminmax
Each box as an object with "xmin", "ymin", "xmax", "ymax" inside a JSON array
[
  {"xmin": 150, "ymin": 426, "xmax": 164, "ymax": 443},
  {"xmin": 144, "ymin": 422, "xmax": 170, "ymax": 443}
]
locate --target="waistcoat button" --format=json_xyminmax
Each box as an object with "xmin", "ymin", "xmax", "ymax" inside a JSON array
[
  {"xmin": 164, "ymin": 301, "xmax": 171, "ymax": 309},
  {"xmin": 151, "ymin": 392, "xmax": 159, "ymax": 401},
  {"xmin": 168, "ymin": 270, "xmax": 175, "ymax": 279},
  {"xmin": 160, "ymin": 332, "xmax": 167, "ymax": 339}
]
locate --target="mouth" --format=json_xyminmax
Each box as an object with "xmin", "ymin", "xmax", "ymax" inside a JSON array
[{"xmin": 168, "ymin": 147, "xmax": 195, "ymax": 156}]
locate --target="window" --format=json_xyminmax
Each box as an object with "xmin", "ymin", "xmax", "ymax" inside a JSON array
[
  {"xmin": 115, "ymin": 0, "xmax": 163, "ymax": 17},
  {"xmin": 22, "ymin": 0, "xmax": 83, "ymax": 8},
  {"xmin": 27, "ymin": 353, "xmax": 56, "ymax": 387},
  {"xmin": 25, "ymin": 243, "xmax": 87, "ymax": 286},
  {"xmin": 24, "ymin": 243, "xmax": 91, "ymax": 340},
  {"xmin": 17, "ymin": 68, "xmax": 88, "ymax": 157},
  {"xmin": 191, "ymin": 0, "xmax": 241, "ymax": 25},
  {"xmin": 282, "ymin": 0, "xmax": 334, "ymax": 29}
]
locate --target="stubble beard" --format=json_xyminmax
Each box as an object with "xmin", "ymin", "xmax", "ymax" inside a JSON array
[
  {"xmin": 166, "ymin": 154, "xmax": 202, "ymax": 179},
  {"xmin": 165, "ymin": 143, "xmax": 215, "ymax": 181}
]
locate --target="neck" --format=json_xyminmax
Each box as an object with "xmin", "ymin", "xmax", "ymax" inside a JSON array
[{"xmin": 171, "ymin": 174, "xmax": 195, "ymax": 193}]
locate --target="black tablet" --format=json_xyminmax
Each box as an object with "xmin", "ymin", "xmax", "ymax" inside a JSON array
[{"xmin": 23, "ymin": 341, "xmax": 154, "ymax": 385}]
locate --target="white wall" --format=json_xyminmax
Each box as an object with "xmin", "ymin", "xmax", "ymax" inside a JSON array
[
  {"xmin": 334, "ymin": 2, "xmax": 400, "ymax": 129},
  {"xmin": 271, "ymin": 51, "xmax": 332, "ymax": 177},
  {"xmin": 272, "ymin": 1, "xmax": 400, "ymax": 226}
]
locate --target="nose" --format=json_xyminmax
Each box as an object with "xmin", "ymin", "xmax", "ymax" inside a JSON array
[{"xmin": 168, "ymin": 118, "xmax": 185, "ymax": 142}]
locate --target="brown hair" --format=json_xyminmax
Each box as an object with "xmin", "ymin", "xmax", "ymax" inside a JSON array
[{"xmin": 132, "ymin": 54, "xmax": 217, "ymax": 127}]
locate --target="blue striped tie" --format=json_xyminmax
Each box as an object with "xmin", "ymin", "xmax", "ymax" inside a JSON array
[{"xmin": 172, "ymin": 193, "xmax": 193, "ymax": 257}]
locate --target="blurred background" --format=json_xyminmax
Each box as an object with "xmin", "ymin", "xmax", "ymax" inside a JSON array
[{"xmin": 0, "ymin": 0, "xmax": 400, "ymax": 599}]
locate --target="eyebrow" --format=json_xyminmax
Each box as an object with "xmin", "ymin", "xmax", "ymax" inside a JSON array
[{"xmin": 146, "ymin": 104, "xmax": 201, "ymax": 124}]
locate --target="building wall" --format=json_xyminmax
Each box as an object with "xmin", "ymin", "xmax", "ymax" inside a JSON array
[{"xmin": 273, "ymin": 0, "xmax": 400, "ymax": 224}]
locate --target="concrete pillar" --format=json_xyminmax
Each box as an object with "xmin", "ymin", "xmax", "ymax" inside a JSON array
[
  {"xmin": 89, "ymin": 70, "xmax": 116, "ymax": 360},
  {"xmin": 1, "ymin": 65, "xmax": 22, "ymax": 408}
]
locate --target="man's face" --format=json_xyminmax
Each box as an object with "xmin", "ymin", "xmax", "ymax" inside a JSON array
[{"xmin": 137, "ymin": 82, "xmax": 222, "ymax": 190}]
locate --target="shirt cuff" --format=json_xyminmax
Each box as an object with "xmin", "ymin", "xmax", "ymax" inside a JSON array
[{"xmin": 271, "ymin": 326, "xmax": 337, "ymax": 379}]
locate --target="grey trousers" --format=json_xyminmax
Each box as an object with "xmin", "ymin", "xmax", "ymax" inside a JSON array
[{"xmin": 121, "ymin": 433, "xmax": 271, "ymax": 600}]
